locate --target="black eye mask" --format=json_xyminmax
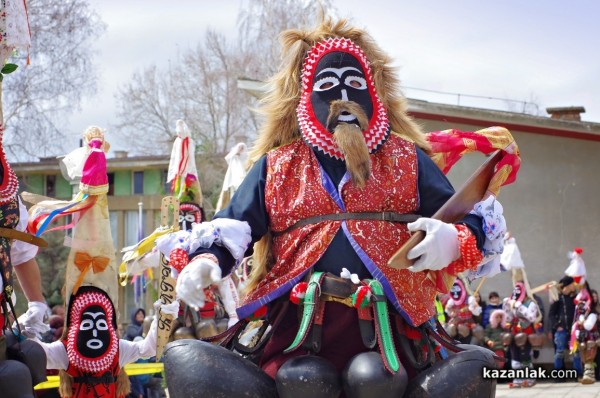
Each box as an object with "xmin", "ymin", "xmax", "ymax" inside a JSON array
[{"xmin": 310, "ymin": 52, "xmax": 373, "ymax": 130}]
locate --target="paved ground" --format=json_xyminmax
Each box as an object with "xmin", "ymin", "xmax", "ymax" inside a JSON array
[
  {"xmin": 496, "ymin": 381, "xmax": 600, "ymax": 397},
  {"xmin": 165, "ymin": 382, "xmax": 600, "ymax": 397}
]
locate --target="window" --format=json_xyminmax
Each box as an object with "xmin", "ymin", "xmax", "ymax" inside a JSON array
[
  {"xmin": 45, "ymin": 175, "xmax": 56, "ymax": 197},
  {"xmin": 109, "ymin": 211, "xmax": 119, "ymax": 249},
  {"xmin": 107, "ymin": 173, "xmax": 115, "ymax": 196},
  {"xmin": 162, "ymin": 169, "xmax": 171, "ymax": 195},
  {"xmin": 133, "ymin": 171, "xmax": 144, "ymax": 194},
  {"xmin": 125, "ymin": 210, "xmax": 145, "ymax": 247}
]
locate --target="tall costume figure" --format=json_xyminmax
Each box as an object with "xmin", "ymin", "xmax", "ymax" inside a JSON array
[
  {"xmin": 0, "ymin": 2, "xmax": 49, "ymax": 396},
  {"xmin": 169, "ymin": 120, "xmax": 239, "ymax": 332},
  {"xmin": 444, "ymin": 278, "xmax": 482, "ymax": 345},
  {"xmin": 503, "ymin": 280, "xmax": 542, "ymax": 388},
  {"xmin": 216, "ymin": 142, "xmax": 248, "ymax": 213},
  {"xmin": 162, "ymin": 18, "xmax": 518, "ymax": 398},
  {"xmin": 564, "ymin": 248, "xmax": 597, "ymax": 384},
  {"xmin": 121, "ymin": 120, "xmax": 240, "ymax": 341},
  {"xmin": 30, "ymin": 127, "xmax": 178, "ymax": 398},
  {"xmin": 570, "ymin": 283, "xmax": 598, "ymax": 384}
]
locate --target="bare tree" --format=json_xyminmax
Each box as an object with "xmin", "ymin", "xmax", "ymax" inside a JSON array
[
  {"xmin": 114, "ymin": 65, "xmax": 178, "ymax": 153},
  {"xmin": 237, "ymin": 0, "xmax": 335, "ymax": 80},
  {"xmin": 2, "ymin": 0, "xmax": 105, "ymax": 161},
  {"xmin": 112, "ymin": 0, "xmax": 335, "ymax": 208},
  {"xmin": 114, "ymin": 30, "xmax": 257, "ymax": 156}
]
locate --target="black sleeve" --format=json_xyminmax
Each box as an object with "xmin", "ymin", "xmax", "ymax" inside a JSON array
[
  {"xmin": 214, "ymin": 155, "xmax": 269, "ymax": 243},
  {"xmin": 189, "ymin": 155, "xmax": 269, "ymax": 275},
  {"xmin": 416, "ymin": 147, "xmax": 485, "ymax": 249}
]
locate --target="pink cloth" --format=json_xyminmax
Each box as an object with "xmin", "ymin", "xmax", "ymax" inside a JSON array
[{"xmin": 80, "ymin": 139, "xmax": 108, "ymax": 188}]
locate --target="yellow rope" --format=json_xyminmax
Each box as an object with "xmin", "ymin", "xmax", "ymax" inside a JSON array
[{"xmin": 34, "ymin": 362, "xmax": 165, "ymax": 390}]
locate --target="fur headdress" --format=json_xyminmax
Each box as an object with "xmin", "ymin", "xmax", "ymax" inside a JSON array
[
  {"xmin": 246, "ymin": 17, "xmax": 428, "ymax": 292},
  {"xmin": 489, "ymin": 309, "xmax": 507, "ymax": 329},
  {"xmin": 249, "ymin": 17, "xmax": 428, "ymax": 163}
]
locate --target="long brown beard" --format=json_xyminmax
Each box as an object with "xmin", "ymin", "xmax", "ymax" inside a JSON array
[{"xmin": 328, "ymin": 100, "xmax": 371, "ymax": 188}]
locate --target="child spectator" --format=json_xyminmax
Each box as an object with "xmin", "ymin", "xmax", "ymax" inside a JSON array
[
  {"xmin": 482, "ymin": 291, "xmax": 503, "ymax": 328},
  {"xmin": 484, "ymin": 309, "xmax": 508, "ymax": 367}
]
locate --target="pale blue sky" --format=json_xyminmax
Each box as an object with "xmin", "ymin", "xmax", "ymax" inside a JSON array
[{"xmin": 71, "ymin": 0, "xmax": 600, "ymax": 152}]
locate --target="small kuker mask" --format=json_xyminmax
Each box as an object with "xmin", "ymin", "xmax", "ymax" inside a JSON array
[
  {"xmin": 450, "ymin": 279, "xmax": 467, "ymax": 306},
  {"xmin": 67, "ymin": 288, "xmax": 119, "ymax": 373},
  {"xmin": 179, "ymin": 202, "xmax": 203, "ymax": 231},
  {"xmin": 297, "ymin": 37, "xmax": 390, "ymax": 159}
]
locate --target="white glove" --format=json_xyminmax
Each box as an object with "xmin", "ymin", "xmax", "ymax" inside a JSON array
[
  {"xmin": 407, "ymin": 218, "xmax": 459, "ymax": 272},
  {"xmin": 153, "ymin": 299, "xmax": 180, "ymax": 317},
  {"xmin": 176, "ymin": 257, "xmax": 221, "ymax": 310},
  {"xmin": 468, "ymin": 296, "xmax": 482, "ymax": 316},
  {"xmin": 217, "ymin": 276, "xmax": 240, "ymax": 328},
  {"xmin": 584, "ymin": 313, "xmax": 598, "ymax": 331},
  {"xmin": 15, "ymin": 301, "xmax": 50, "ymax": 337}
]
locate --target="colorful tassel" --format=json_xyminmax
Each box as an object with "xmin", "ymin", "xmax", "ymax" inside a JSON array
[
  {"xmin": 351, "ymin": 285, "xmax": 372, "ymax": 309},
  {"xmin": 289, "ymin": 282, "xmax": 308, "ymax": 304}
]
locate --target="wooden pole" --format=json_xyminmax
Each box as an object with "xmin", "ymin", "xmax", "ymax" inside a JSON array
[
  {"xmin": 155, "ymin": 196, "xmax": 179, "ymax": 360},
  {"xmin": 388, "ymin": 150, "xmax": 503, "ymax": 269},
  {"xmin": 473, "ymin": 277, "xmax": 486, "ymax": 296}
]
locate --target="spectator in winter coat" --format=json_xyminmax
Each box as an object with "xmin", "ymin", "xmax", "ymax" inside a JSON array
[
  {"xmin": 482, "ymin": 291, "xmax": 503, "ymax": 328},
  {"xmin": 125, "ymin": 308, "xmax": 146, "ymax": 341}
]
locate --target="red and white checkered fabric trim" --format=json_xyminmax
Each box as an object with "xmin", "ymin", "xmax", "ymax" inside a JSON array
[
  {"xmin": 66, "ymin": 290, "xmax": 118, "ymax": 374},
  {"xmin": 297, "ymin": 37, "xmax": 390, "ymax": 159},
  {"xmin": 0, "ymin": 125, "xmax": 20, "ymax": 204}
]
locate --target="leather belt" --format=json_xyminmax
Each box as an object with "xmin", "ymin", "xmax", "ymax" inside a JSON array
[
  {"xmin": 73, "ymin": 373, "xmax": 116, "ymax": 385},
  {"xmin": 0, "ymin": 228, "xmax": 48, "ymax": 247},
  {"xmin": 273, "ymin": 212, "xmax": 420, "ymax": 236},
  {"xmin": 320, "ymin": 273, "xmax": 360, "ymax": 307},
  {"xmin": 284, "ymin": 273, "xmax": 400, "ymax": 373}
]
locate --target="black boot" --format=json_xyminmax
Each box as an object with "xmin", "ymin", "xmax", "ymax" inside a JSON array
[
  {"xmin": 5, "ymin": 335, "xmax": 48, "ymax": 385},
  {"xmin": 342, "ymin": 351, "xmax": 408, "ymax": 398},
  {"xmin": 276, "ymin": 355, "xmax": 342, "ymax": 398},
  {"xmin": 0, "ymin": 359, "xmax": 35, "ymax": 398},
  {"xmin": 163, "ymin": 339, "xmax": 277, "ymax": 398},
  {"xmin": 405, "ymin": 344, "xmax": 496, "ymax": 398}
]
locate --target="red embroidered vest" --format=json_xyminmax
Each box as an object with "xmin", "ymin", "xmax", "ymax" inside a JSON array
[
  {"xmin": 63, "ymin": 340, "xmax": 122, "ymax": 398},
  {"xmin": 242, "ymin": 135, "xmax": 441, "ymax": 326}
]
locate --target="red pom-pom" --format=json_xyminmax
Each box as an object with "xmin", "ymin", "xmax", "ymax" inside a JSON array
[
  {"xmin": 290, "ymin": 282, "xmax": 308, "ymax": 304},
  {"xmin": 170, "ymin": 248, "xmax": 189, "ymax": 273},
  {"xmin": 351, "ymin": 285, "xmax": 372, "ymax": 309},
  {"xmin": 249, "ymin": 306, "xmax": 267, "ymax": 321},
  {"xmin": 574, "ymin": 247, "xmax": 583, "ymax": 254}
]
